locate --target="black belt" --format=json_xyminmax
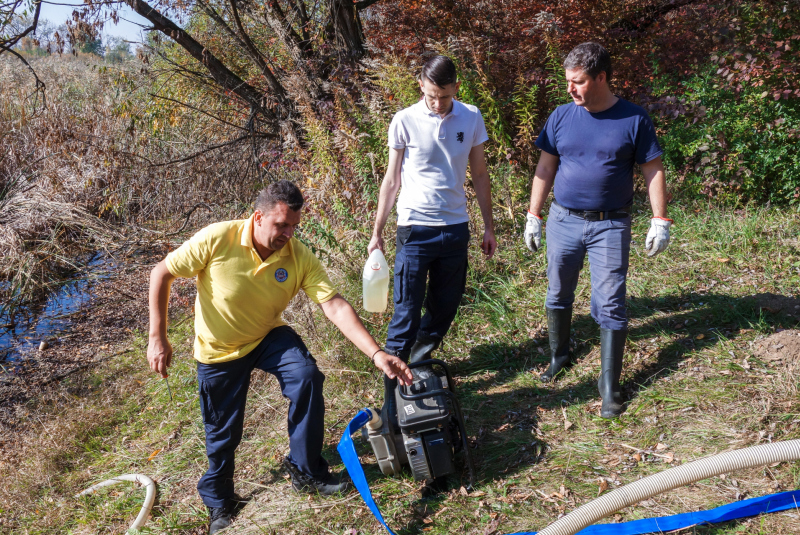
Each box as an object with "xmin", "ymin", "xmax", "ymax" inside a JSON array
[{"xmin": 553, "ymin": 201, "xmax": 631, "ymax": 221}]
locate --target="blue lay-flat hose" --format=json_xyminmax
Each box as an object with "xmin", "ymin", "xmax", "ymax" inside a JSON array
[{"xmin": 338, "ymin": 409, "xmax": 800, "ymax": 535}]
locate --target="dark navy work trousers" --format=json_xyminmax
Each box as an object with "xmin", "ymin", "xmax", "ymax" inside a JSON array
[
  {"xmin": 196, "ymin": 325, "xmax": 327, "ymax": 508},
  {"xmin": 384, "ymin": 222, "xmax": 469, "ymax": 356},
  {"xmin": 545, "ymin": 202, "xmax": 631, "ymax": 330}
]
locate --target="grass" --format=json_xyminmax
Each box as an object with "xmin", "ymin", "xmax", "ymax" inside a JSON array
[{"xmin": 1, "ymin": 196, "xmax": 799, "ymax": 534}]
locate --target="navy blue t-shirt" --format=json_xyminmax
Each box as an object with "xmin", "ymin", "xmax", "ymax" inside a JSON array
[{"xmin": 535, "ymin": 98, "xmax": 663, "ymax": 211}]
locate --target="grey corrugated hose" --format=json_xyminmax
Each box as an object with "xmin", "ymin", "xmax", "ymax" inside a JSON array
[
  {"xmin": 76, "ymin": 474, "xmax": 156, "ymax": 532},
  {"xmin": 538, "ymin": 439, "xmax": 800, "ymax": 535}
]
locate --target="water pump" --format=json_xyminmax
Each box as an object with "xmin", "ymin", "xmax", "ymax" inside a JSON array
[{"xmin": 365, "ymin": 359, "xmax": 475, "ymax": 486}]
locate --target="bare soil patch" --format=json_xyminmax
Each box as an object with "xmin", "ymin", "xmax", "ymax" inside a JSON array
[{"xmin": 751, "ymin": 329, "xmax": 800, "ymax": 364}]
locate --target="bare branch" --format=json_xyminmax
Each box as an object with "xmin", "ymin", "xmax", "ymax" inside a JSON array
[
  {"xmin": 226, "ymin": 0, "xmax": 287, "ymax": 102},
  {"xmin": 148, "ymin": 134, "xmax": 275, "ymax": 168},
  {"xmin": 289, "ymin": 0, "xmax": 311, "ymax": 44},
  {"xmin": 0, "ymin": 44, "xmax": 46, "ymax": 107},
  {"xmin": 149, "ymin": 93, "xmax": 255, "ymax": 131},
  {"xmin": 123, "ymin": 0, "xmax": 277, "ymax": 124},
  {"xmin": 0, "ymin": 0, "xmax": 41, "ymax": 49}
]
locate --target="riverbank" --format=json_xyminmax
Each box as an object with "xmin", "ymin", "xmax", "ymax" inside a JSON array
[{"xmin": 1, "ymin": 201, "xmax": 799, "ymax": 534}]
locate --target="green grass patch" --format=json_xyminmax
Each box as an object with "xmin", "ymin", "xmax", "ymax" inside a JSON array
[{"xmin": 2, "ymin": 198, "xmax": 799, "ymax": 534}]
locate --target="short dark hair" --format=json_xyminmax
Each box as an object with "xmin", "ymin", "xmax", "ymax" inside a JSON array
[
  {"xmin": 420, "ymin": 55, "xmax": 457, "ymax": 87},
  {"xmin": 255, "ymin": 180, "xmax": 304, "ymax": 213},
  {"xmin": 564, "ymin": 42, "xmax": 612, "ymax": 81}
]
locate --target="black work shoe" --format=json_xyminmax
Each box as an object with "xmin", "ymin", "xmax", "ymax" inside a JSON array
[
  {"xmin": 283, "ymin": 457, "xmax": 352, "ymax": 496},
  {"xmin": 409, "ymin": 336, "xmax": 441, "ymax": 381},
  {"xmin": 540, "ymin": 307, "xmax": 573, "ymax": 382},
  {"xmin": 208, "ymin": 504, "xmax": 233, "ymax": 534}
]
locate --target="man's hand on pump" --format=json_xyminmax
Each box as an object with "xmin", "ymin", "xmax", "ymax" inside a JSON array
[{"xmin": 373, "ymin": 351, "xmax": 413, "ymax": 386}]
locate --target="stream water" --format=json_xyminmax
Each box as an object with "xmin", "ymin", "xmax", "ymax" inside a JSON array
[{"xmin": 0, "ymin": 252, "xmax": 116, "ymax": 365}]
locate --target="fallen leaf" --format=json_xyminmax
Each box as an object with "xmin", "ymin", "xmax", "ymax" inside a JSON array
[
  {"xmin": 471, "ymin": 490, "xmax": 487, "ymax": 497},
  {"xmin": 598, "ymin": 479, "xmax": 609, "ymax": 493},
  {"xmin": 718, "ymin": 257, "xmax": 731, "ymax": 263},
  {"xmin": 695, "ymin": 333, "xmax": 705, "ymax": 340},
  {"xmin": 423, "ymin": 518, "xmax": 433, "ymax": 524},
  {"xmin": 148, "ymin": 449, "xmax": 162, "ymax": 461},
  {"xmin": 633, "ymin": 453, "xmax": 642, "ymax": 462},
  {"xmin": 664, "ymin": 452, "xmax": 675, "ymax": 463},
  {"xmin": 655, "ymin": 443, "xmax": 668, "ymax": 452},
  {"xmin": 564, "ymin": 420, "xmax": 573, "ymax": 431}
]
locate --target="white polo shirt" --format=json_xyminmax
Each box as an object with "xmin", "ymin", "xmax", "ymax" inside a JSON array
[{"xmin": 388, "ymin": 99, "xmax": 489, "ymax": 226}]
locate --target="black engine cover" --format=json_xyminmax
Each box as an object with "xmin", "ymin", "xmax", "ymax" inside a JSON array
[{"xmin": 395, "ymin": 375, "xmax": 450, "ymax": 434}]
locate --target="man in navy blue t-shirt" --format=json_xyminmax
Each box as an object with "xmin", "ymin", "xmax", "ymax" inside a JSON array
[{"xmin": 524, "ymin": 42, "xmax": 672, "ymax": 418}]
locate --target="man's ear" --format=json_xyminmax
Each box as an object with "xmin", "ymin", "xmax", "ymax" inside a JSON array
[
  {"xmin": 254, "ymin": 210, "xmax": 262, "ymax": 225},
  {"xmin": 596, "ymin": 71, "xmax": 607, "ymax": 85}
]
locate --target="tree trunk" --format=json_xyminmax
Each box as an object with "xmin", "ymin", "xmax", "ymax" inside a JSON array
[{"xmin": 328, "ymin": 0, "xmax": 364, "ymax": 59}]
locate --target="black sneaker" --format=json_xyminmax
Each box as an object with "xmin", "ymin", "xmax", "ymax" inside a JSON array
[
  {"xmin": 282, "ymin": 457, "xmax": 352, "ymax": 496},
  {"xmin": 208, "ymin": 504, "xmax": 232, "ymax": 534}
]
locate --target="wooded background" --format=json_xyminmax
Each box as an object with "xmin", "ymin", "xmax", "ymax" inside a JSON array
[{"xmin": 2, "ymin": 0, "xmax": 799, "ymax": 311}]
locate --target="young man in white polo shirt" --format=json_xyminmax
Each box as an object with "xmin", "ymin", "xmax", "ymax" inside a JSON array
[{"xmin": 368, "ymin": 55, "xmax": 496, "ymax": 410}]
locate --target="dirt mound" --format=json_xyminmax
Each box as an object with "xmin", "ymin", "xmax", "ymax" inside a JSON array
[{"xmin": 751, "ymin": 329, "xmax": 800, "ymax": 363}]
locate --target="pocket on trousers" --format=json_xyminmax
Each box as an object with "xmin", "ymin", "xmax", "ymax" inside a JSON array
[
  {"xmin": 393, "ymin": 262, "xmax": 404, "ymax": 305},
  {"xmin": 199, "ymin": 380, "xmax": 220, "ymax": 427},
  {"xmin": 551, "ymin": 204, "xmax": 566, "ymax": 222}
]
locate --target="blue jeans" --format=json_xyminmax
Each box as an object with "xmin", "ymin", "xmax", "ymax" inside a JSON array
[
  {"xmin": 545, "ymin": 202, "xmax": 631, "ymax": 330},
  {"xmin": 384, "ymin": 223, "xmax": 470, "ymax": 356},
  {"xmin": 196, "ymin": 326, "xmax": 327, "ymax": 508}
]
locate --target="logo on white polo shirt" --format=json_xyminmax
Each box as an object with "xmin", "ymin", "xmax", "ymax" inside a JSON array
[
  {"xmin": 275, "ymin": 268, "xmax": 288, "ymax": 282},
  {"xmin": 456, "ymin": 132, "xmax": 464, "ymax": 143}
]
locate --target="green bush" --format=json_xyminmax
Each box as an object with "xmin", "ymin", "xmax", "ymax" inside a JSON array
[{"xmin": 653, "ymin": 66, "xmax": 800, "ymax": 205}]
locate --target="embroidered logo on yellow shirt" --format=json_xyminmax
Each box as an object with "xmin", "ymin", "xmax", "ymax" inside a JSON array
[{"xmin": 275, "ymin": 268, "xmax": 288, "ymax": 282}]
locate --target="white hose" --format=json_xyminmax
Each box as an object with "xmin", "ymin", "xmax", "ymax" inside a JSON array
[
  {"xmin": 76, "ymin": 474, "xmax": 156, "ymax": 532},
  {"xmin": 538, "ymin": 439, "xmax": 800, "ymax": 535}
]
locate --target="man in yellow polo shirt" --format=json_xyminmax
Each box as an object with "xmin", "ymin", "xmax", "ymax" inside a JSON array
[{"xmin": 147, "ymin": 180, "xmax": 412, "ymax": 534}]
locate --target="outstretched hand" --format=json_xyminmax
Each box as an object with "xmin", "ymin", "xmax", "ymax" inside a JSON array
[{"xmin": 373, "ymin": 351, "xmax": 413, "ymax": 386}]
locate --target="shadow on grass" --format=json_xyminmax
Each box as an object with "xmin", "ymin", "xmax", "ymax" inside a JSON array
[
  {"xmin": 319, "ymin": 292, "xmax": 799, "ymax": 530},
  {"xmin": 445, "ymin": 291, "xmax": 800, "ymax": 485}
]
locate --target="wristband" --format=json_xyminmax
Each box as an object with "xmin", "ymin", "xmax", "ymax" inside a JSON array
[
  {"xmin": 652, "ymin": 216, "xmax": 674, "ymax": 223},
  {"xmin": 527, "ymin": 210, "xmax": 543, "ymax": 220},
  {"xmin": 370, "ymin": 349, "xmax": 382, "ymax": 362}
]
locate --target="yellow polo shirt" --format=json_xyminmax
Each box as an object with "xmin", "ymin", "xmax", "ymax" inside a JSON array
[{"xmin": 165, "ymin": 216, "xmax": 337, "ymax": 364}]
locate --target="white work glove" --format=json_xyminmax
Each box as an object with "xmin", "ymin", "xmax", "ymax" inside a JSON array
[
  {"xmin": 524, "ymin": 211, "xmax": 543, "ymax": 252},
  {"xmin": 645, "ymin": 217, "xmax": 672, "ymax": 257}
]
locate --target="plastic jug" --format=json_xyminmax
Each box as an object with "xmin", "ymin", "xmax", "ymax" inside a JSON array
[{"xmin": 363, "ymin": 249, "xmax": 390, "ymax": 312}]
